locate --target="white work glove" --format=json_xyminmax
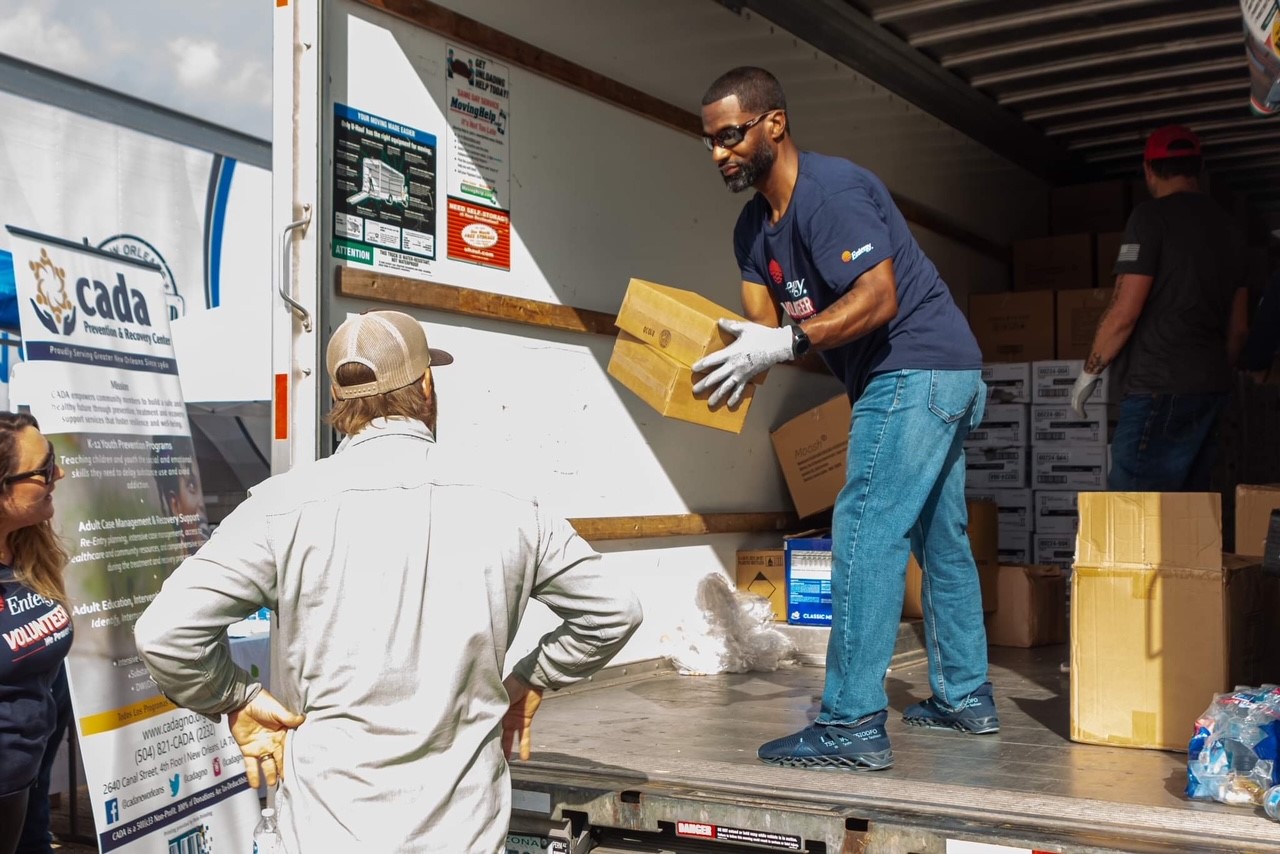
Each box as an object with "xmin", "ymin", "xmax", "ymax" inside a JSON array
[
  {"xmin": 1069, "ymin": 370, "xmax": 1102, "ymax": 418},
  {"xmin": 692, "ymin": 319, "xmax": 794, "ymax": 408}
]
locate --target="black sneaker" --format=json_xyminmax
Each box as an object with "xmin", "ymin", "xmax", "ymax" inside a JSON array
[
  {"xmin": 902, "ymin": 681, "xmax": 1000, "ymax": 734},
  {"xmin": 757, "ymin": 710, "xmax": 894, "ymax": 770}
]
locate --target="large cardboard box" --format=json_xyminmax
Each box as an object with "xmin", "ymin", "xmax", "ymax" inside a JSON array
[
  {"xmin": 1095, "ymin": 232, "xmax": 1124, "ymax": 285},
  {"xmin": 985, "ymin": 565, "xmax": 1067, "ymax": 648},
  {"xmin": 1071, "ymin": 555, "xmax": 1280, "ymax": 751},
  {"xmin": 1051, "ymin": 181, "xmax": 1130, "ymax": 235},
  {"xmin": 1055, "ymin": 288, "xmax": 1113, "ymax": 360},
  {"xmin": 770, "ymin": 395, "xmax": 851, "ymax": 518},
  {"xmin": 1033, "ymin": 446, "xmax": 1107, "ymax": 491},
  {"xmin": 904, "ymin": 499, "xmax": 998, "ymax": 618},
  {"xmin": 965, "ymin": 446, "xmax": 1028, "ymax": 490},
  {"xmin": 964, "ymin": 404, "xmax": 1029, "ymax": 448},
  {"xmin": 1033, "ymin": 359, "xmax": 1111, "ymax": 405},
  {"xmin": 1235, "ymin": 484, "xmax": 1280, "ymax": 557},
  {"xmin": 614, "ymin": 278, "xmax": 765, "ymax": 380},
  {"xmin": 607, "ymin": 331, "xmax": 753, "ymax": 433},
  {"xmin": 1075, "ymin": 492, "xmax": 1222, "ymax": 572},
  {"xmin": 1031, "ymin": 404, "xmax": 1108, "ymax": 446},
  {"xmin": 981, "ymin": 362, "xmax": 1032, "ymax": 404},
  {"xmin": 735, "ymin": 549, "xmax": 786, "ymax": 622},
  {"xmin": 968, "ymin": 291, "xmax": 1055, "ymax": 363},
  {"xmin": 967, "ymin": 488, "xmax": 1033, "ymax": 535},
  {"xmin": 1013, "ymin": 234, "xmax": 1095, "ymax": 291}
]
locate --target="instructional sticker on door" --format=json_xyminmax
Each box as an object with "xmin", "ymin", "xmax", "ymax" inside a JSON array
[
  {"xmin": 676, "ymin": 820, "xmax": 801, "ymax": 850},
  {"xmin": 331, "ymin": 104, "xmax": 438, "ymax": 278}
]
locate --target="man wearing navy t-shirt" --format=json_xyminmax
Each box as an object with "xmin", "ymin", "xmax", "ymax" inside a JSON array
[{"xmin": 692, "ymin": 67, "xmax": 997, "ymax": 771}]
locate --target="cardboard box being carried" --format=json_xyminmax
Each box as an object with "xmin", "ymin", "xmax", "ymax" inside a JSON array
[
  {"xmin": 735, "ymin": 549, "xmax": 786, "ymax": 622},
  {"xmin": 770, "ymin": 394, "xmax": 851, "ymax": 518},
  {"xmin": 608, "ymin": 279, "xmax": 762, "ymax": 433},
  {"xmin": 1070, "ymin": 492, "xmax": 1280, "ymax": 751},
  {"xmin": 1235, "ymin": 484, "xmax": 1280, "ymax": 557},
  {"xmin": 1055, "ymin": 288, "xmax": 1113, "ymax": 360},
  {"xmin": 904, "ymin": 499, "xmax": 998, "ymax": 618},
  {"xmin": 985, "ymin": 565, "xmax": 1067, "ymax": 648},
  {"xmin": 1013, "ymin": 234, "xmax": 1094, "ymax": 291},
  {"xmin": 608, "ymin": 332, "xmax": 753, "ymax": 433},
  {"xmin": 968, "ymin": 291, "xmax": 1055, "ymax": 363}
]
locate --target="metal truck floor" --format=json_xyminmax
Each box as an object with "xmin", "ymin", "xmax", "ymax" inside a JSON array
[{"xmin": 510, "ymin": 645, "xmax": 1280, "ymax": 852}]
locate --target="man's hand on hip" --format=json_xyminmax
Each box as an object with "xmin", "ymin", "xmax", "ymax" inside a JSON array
[
  {"xmin": 692, "ymin": 319, "xmax": 793, "ymax": 407},
  {"xmin": 228, "ymin": 689, "xmax": 305, "ymax": 789},
  {"xmin": 502, "ymin": 674, "xmax": 544, "ymax": 761},
  {"xmin": 1070, "ymin": 371, "xmax": 1103, "ymax": 418}
]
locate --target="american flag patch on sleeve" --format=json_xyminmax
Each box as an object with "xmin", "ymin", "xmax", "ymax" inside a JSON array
[{"xmin": 1117, "ymin": 243, "xmax": 1140, "ymax": 263}]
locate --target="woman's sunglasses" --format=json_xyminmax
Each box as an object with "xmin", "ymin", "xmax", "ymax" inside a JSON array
[{"xmin": 5, "ymin": 442, "xmax": 58, "ymax": 487}]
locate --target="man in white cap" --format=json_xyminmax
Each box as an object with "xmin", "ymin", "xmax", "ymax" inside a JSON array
[{"xmin": 136, "ymin": 310, "xmax": 642, "ymax": 853}]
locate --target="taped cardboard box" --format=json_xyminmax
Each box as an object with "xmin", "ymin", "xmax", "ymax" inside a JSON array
[
  {"xmin": 904, "ymin": 499, "xmax": 998, "ymax": 618},
  {"xmin": 1075, "ymin": 492, "xmax": 1222, "ymax": 572},
  {"xmin": 985, "ymin": 565, "xmax": 1066, "ymax": 648},
  {"xmin": 1055, "ymin": 288, "xmax": 1113, "ymax": 360},
  {"xmin": 607, "ymin": 331, "xmax": 753, "ymax": 433},
  {"xmin": 735, "ymin": 549, "xmax": 786, "ymax": 622},
  {"xmin": 614, "ymin": 278, "xmax": 767, "ymax": 382},
  {"xmin": 770, "ymin": 394, "xmax": 851, "ymax": 518},
  {"xmin": 968, "ymin": 291, "xmax": 1055, "ymax": 363},
  {"xmin": 1070, "ymin": 555, "xmax": 1280, "ymax": 752},
  {"xmin": 1013, "ymin": 234, "xmax": 1094, "ymax": 291},
  {"xmin": 1235, "ymin": 484, "xmax": 1280, "ymax": 557}
]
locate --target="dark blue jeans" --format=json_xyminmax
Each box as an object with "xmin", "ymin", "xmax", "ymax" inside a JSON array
[
  {"xmin": 1108, "ymin": 392, "xmax": 1230, "ymax": 492},
  {"xmin": 16, "ymin": 665, "xmax": 71, "ymax": 854}
]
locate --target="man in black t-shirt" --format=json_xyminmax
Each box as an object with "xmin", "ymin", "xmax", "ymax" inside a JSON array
[{"xmin": 1071, "ymin": 125, "xmax": 1249, "ymax": 491}]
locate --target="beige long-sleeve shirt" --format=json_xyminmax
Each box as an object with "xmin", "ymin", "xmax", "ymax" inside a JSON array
[{"xmin": 134, "ymin": 417, "xmax": 642, "ymax": 853}]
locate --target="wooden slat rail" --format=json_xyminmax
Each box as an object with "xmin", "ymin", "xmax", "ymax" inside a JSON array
[
  {"xmin": 354, "ymin": 0, "xmax": 1010, "ymax": 264},
  {"xmin": 337, "ymin": 266, "xmax": 618, "ymax": 335},
  {"xmin": 567, "ymin": 512, "xmax": 799, "ymax": 541}
]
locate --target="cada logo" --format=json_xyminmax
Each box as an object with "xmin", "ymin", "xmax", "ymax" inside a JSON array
[{"xmin": 29, "ymin": 248, "xmax": 77, "ymax": 336}]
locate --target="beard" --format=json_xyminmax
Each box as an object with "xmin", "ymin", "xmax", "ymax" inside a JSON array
[{"xmin": 722, "ymin": 144, "xmax": 775, "ymax": 193}]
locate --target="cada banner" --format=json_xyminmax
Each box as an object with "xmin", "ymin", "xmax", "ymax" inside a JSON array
[
  {"xmin": 1243, "ymin": 0, "xmax": 1280, "ymax": 115},
  {"xmin": 6, "ymin": 226, "xmax": 258, "ymax": 853}
]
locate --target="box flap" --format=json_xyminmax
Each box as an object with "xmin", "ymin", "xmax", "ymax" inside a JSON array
[{"xmin": 1075, "ymin": 492, "xmax": 1221, "ymax": 571}]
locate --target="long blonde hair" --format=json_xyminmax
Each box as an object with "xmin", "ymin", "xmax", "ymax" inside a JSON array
[{"xmin": 0, "ymin": 412, "xmax": 69, "ymax": 604}]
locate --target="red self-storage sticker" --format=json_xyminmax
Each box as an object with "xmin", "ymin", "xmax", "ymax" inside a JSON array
[{"xmin": 446, "ymin": 196, "xmax": 510, "ymax": 270}]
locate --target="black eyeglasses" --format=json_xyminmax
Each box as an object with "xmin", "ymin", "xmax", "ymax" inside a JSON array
[
  {"xmin": 5, "ymin": 443, "xmax": 57, "ymax": 487},
  {"xmin": 702, "ymin": 111, "xmax": 777, "ymax": 151}
]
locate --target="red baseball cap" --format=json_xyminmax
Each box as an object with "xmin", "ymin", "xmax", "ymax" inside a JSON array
[{"xmin": 1144, "ymin": 125, "xmax": 1201, "ymax": 162}]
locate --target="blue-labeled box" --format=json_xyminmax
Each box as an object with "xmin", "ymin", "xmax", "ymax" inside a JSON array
[{"xmin": 785, "ymin": 535, "xmax": 833, "ymax": 626}]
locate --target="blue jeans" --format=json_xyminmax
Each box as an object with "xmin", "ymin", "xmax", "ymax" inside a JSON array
[
  {"xmin": 1108, "ymin": 393, "xmax": 1229, "ymax": 492},
  {"xmin": 818, "ymin": 369, "xmax": 989, "ymax": 724}
]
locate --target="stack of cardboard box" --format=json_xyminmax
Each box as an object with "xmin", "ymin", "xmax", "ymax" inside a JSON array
[
  {"xmin": 966, "ymin": 363, "xmax": 1032, "ymax": 564},
  {"xmin": 1029, "ymin": 359, "xmax": 1111, "ymax": 569}
]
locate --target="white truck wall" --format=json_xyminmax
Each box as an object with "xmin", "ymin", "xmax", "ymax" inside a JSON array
[
  {"xmin": 317, "ymin": 0, "xmax": 1046, "ymax": 669},
  {"xmin": 0, "ymin": 88, "xmax": 273, "ymax": 403}
]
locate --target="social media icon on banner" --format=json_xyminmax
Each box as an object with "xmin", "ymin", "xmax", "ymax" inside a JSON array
[
  {"xmin": 105, "ymin": 798, "xmax": 120, "ymax": 825},
  {"xmin": 169, "ymin": 773, "xmax": 180, "ymax": 796},
  {"xmin": 213, "ymin": 757, "xmax": 222, "ymax": 777}
]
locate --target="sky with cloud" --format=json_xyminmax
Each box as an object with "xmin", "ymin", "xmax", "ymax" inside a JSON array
[{"xmin": 0, "ymin": 0, "xmax": 272, "ymax": 139}]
